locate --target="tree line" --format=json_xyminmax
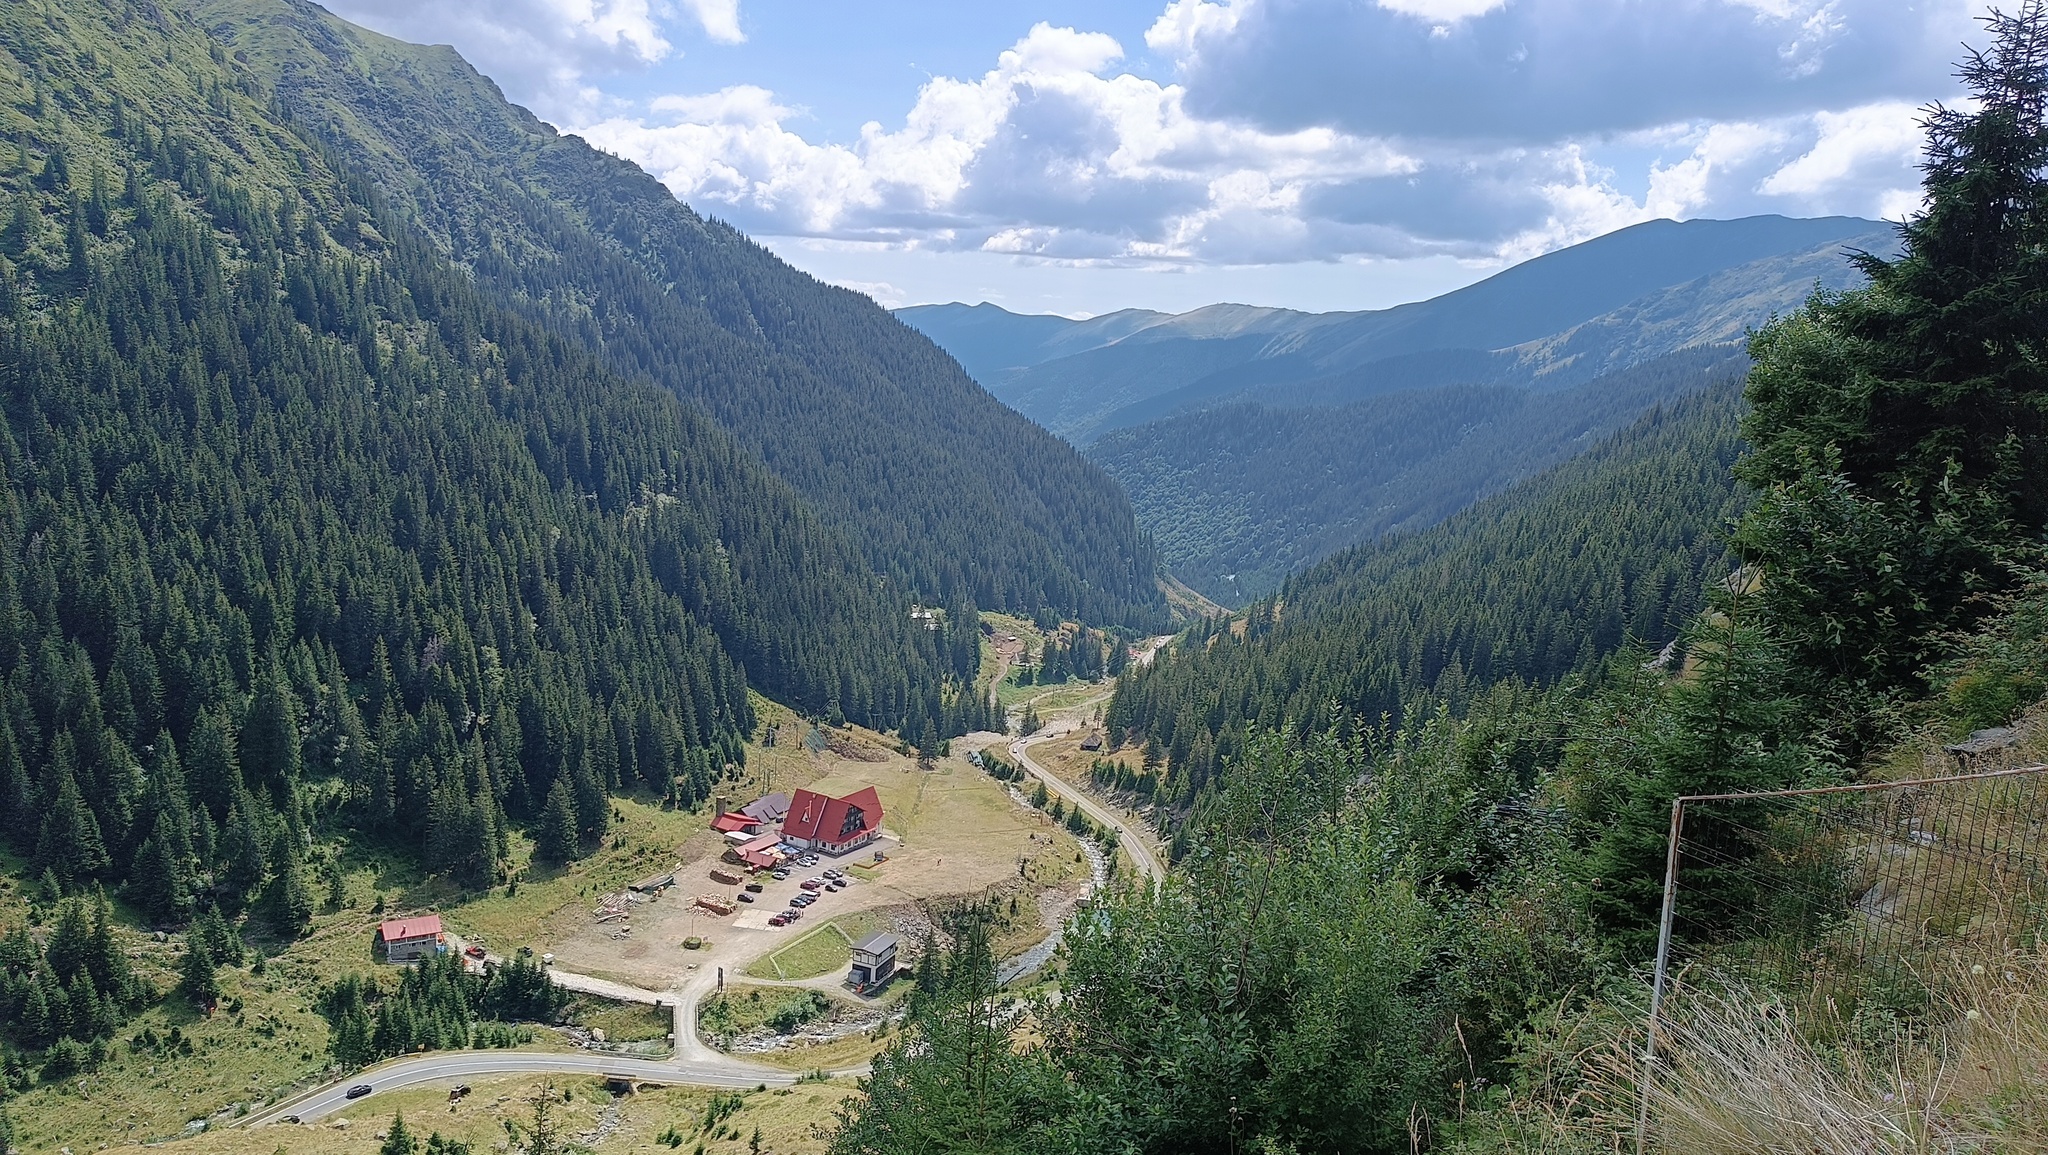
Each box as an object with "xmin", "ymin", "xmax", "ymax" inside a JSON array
[{"xmin": 831, "ymin": 7, "xmax": 2048, "ymax": 1149}]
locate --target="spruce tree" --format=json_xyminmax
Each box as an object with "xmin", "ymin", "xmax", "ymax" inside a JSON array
[
  {"xmin": 179, "ymin": 936, "xmax": 219, "ymax": 1012},
  {"xmin": 129, "ymin": 832, "xmax": 195, "ymax": 926},
  {"xmin": 240, "ymin": 661, "xmax": 303, "ymax": 808},
  {"xmin": 534, "ymin": 778, "xmax": 579, "ymax": 866},
  {"xmin": 1574, "ymin": 602, "xmax": 1815, "ymax": 952},
  {"xmin": 1736, "ymin": 2, "xmax": 2048, "ymax": 708},
  {"xmin": 263, "ymin": 829, "xmax": 314, "ymax": 937},
  {"xmin": 382, "ymin": 1111, "xmax": 418, "ymax": 1155},
  {"xmin": 36, "ymin": 755, "xmax": 110, "ymax": 888},
  {"xmin": 86, "ymin": 889, "xmax": 135, "ymax": 1005},
  {"xmin": 216, "ymin": 798, "xmax": 268, "ymax": 912}
]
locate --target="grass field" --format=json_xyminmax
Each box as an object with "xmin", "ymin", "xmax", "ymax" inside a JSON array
[
  {"xmin": 998, "ymin": 672, "xmax": 1116, "ymax": 713},
  {"xmin": 743, "ymin": 911, "xmax": 892, "ymax": 981}
]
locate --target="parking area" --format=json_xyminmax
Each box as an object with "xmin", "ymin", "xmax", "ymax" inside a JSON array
[{"xmin": 516, "ymin": 741, "xmax": 1094, "ymax": 993}]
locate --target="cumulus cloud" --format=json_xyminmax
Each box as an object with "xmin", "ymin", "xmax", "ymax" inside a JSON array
[
  {"xmin": 329, "ymin": 0, "xmax": 1976, "ymax": 274},
  {"xmin": 676, "ymin": 0, "xmax": 745, "ymax": 45},
  {"xmin": 572, "ymin": 22, "xmax": 1416, "ymax": 262},
  {"xmin": 320, "ymin": 0, "xmax": 743, "ymax": 118},
  {"xmin": 1151, "ymin": 0, "xmax": 1972, "ymax": 143},
  {"xmin": 1759, "ymin": 101, "xmax": 1926, "ymax": 207}
]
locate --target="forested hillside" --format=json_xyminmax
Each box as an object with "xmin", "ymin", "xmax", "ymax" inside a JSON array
[
  {"xmin": 837, "ymin": 17, "xmax": 2048, "ymax": 1152},
  {"xmin": 1106, "ymin": 383, "xmax": 1752, "ymax": 803},
  {"xmin": 187, "ymin": 0, "xmax": 1165, "ymax": 630},
  {"xmin": 1091, "ymin": 346, "xmax": 1748, "ymax": 599},
  {"xmin": 0, "ymin": 0, "xmax": 997, "ymax": 990}
]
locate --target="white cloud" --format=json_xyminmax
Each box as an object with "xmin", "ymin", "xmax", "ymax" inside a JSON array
[
  {"xmin": 573, "ymin": 22, "xmax": 1415, "ymax": 264},
  {"xmin": 677, "ymin": 0, "xmax": 745, "ymax": 44},
  {"xmin": 1759, "ymin": 101, "xmax": 1924, "ymax": 200},
  {"xmin": 1162, "ymin": 0, "xmax": 1974, "ymax": 143},
  {"xmin": 328, "ymin": 0, "xmax": 1971, "ymax": 284},
  {"xmin": 320, "ymin": 0, "xmax": 682, "ymax": 118},
  {"xmin": 1145, "ymin": 0, "xmax": 1251, "ymax": 62},
  {"xmin": 1375, "ymin": 0, "xmax": 1511, "ymax": 22}
]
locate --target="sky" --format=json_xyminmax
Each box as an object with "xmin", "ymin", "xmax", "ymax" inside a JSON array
[{"xmin": 318, "ymin": 0, "xmax": 1988, "ymax": 317}]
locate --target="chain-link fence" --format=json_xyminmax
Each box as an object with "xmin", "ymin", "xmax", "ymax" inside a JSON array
[{"xmin": 1636, "ymin": 764, "xmax": 2048, "ymax": 1151}]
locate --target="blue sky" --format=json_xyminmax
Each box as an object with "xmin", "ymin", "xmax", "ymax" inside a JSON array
[{"xmin": 320, "ymin": 0, "xmax": 1986, "ymax": 317}]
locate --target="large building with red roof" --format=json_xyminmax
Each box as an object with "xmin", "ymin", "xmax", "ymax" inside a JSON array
[
  {"xmin": 782, "ymin": 786, "xmax": 884, "ymax": 855},
  {"xmin": 377, "ymin": 914, "xmax": 445, "ymax": 964}
]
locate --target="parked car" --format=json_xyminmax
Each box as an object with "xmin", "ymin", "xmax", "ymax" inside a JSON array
[
  {"xmin": 736, "ymin": 892, "xmax": 754, "ymax": 903},
  {"xmin": 786, "ymin": 909, "xmax": 804, "ymax": 920},
  {"xmin": 744, "ymin": 882, "xmax": 764, "ymax": 893},
  {"xmin": 827, "ymin": 879, "xmax": 848, "ymax": 890},
  {"xmin": 800, "ymin": 879, "xmax": 823, "ymax": 891},
  {"xmin": 345, "ymin": 1084, "xmax": 373, "ymax": 1100},
  {"xmin": 822, "ymin": 869, "xmax": 844, "ymax": 880},
  {"xmin": 768, "ymin": 913, "xmax": 789, "ymax": 927},
  {"xmin": 770, "ymin": 869, "xmax": 790, "ymax": 880}
]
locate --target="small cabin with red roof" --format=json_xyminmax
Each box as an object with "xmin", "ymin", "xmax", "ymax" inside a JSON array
[
  {"xmin": 378, "ymin": 914, "xmax": 445, "ymax": 964},
  {"xmin": 782, "ymin": 786, "xmax": 884, "ymax": 856}
]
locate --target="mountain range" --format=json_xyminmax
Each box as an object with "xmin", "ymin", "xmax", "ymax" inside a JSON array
[
  {"xmin": 199, "ymin": 0, "xmax": 1163, "ymax": 630},
  {"xmin": 901, "ymin": 214, "xmax": 1896, "ymax": 601}
]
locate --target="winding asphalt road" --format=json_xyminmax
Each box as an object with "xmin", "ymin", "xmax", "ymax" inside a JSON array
[
  {"xmin": 1010, "ymin": 732, "xmax": 1165, "ymax": 884},
  {"xmin": 242, "ymin": 1051, "xmax": 815, "ymax": 1127},
  {"xmin": 250, "ymin": 653, "xmax": 1174, "ymax": 1129}
]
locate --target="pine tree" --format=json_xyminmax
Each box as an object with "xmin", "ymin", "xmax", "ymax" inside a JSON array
[
  {"xmin": 36, "ymin": 757, "xmax": 111, "ymax": 888},
  {"xmin": 534, "ymin": 777, "xmax": 579, "ymax": 866},
  {"xmin": 263, "ymin": 828, "xmax": 314, "ymax": 937},
  {"xmin": 86, "ymin": 889, "xmax": 135, "ymax": 1004},
  {"xmin": 179, "ymin": 935, "xmax": 219, "ymax": 1012},
  {"xmin": 382, "ymin": 1111, "xmax": 419, "ymax": 1155},
  {"xmin": 1736, "ymin": 2, "xmax": 2048, "ymax": 709}
]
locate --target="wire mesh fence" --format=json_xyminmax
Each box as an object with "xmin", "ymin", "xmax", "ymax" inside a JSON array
[
  {"xmin": 1665, "ymin": 765, "xmax": 2048, "ymax": 970},
  {"xmin": 1635, "ymin": 764, "xmax": 2048, "ymax": 1151}
]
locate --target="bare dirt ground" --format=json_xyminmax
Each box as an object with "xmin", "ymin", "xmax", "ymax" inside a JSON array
[{"xmin": 534, "ymin": 740, "xmax": 1088, "ymax": 993}]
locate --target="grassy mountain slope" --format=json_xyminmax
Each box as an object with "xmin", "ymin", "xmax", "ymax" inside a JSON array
[
  {"xmin": 1107, "ymin": 383, "xmax": 1751, "ymax": 796},
  {"xmin": 186, "ymin": 0, "xmax": 1164, "ymax": 628}
]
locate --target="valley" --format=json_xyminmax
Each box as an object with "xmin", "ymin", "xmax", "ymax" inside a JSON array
[{"xmin": 1, "ymin": 0, "xmax": 2044, "ymax": 1153}]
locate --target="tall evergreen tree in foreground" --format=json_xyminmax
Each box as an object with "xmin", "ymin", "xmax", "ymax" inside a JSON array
[{"xmin": 1736, "ymin": 1, "xmax": 2048, "ymax": 723}]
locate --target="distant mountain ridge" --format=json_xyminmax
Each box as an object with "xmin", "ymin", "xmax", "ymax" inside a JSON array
[
  {"xmin": 900, "ymin": 214, "xmax": 1894, "ymax": 604},
  {"xmin": 900, "ymin": 215, "xmax": 1887, "ymax": 441}
]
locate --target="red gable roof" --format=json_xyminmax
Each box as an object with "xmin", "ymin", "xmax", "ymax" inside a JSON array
[
  {"xmin": 735, "ymin": 830, "xmax": 784, "ymax": 869},
  {"xmin": 782, "ymin": 786, "xmax": 883, "ymax": 846},
  {"xmin": 711, "ymin": 812, "xmax": 761, "ymax": 834},
  {"xmin": 379, "ymin": 915, "xmax": 442, "ymax": 943}
]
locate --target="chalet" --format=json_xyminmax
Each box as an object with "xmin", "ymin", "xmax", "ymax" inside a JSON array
[
  {"xmin": 378, "ymin": 915, "xmax": 445, "ymax": 965},
  {"xmin": 782, "ymin": 786, "xmax": 884, "ymax": 856},
  {"xmin": 849, "ymin": 931, "xmax": 898, "ymax": 990}
]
